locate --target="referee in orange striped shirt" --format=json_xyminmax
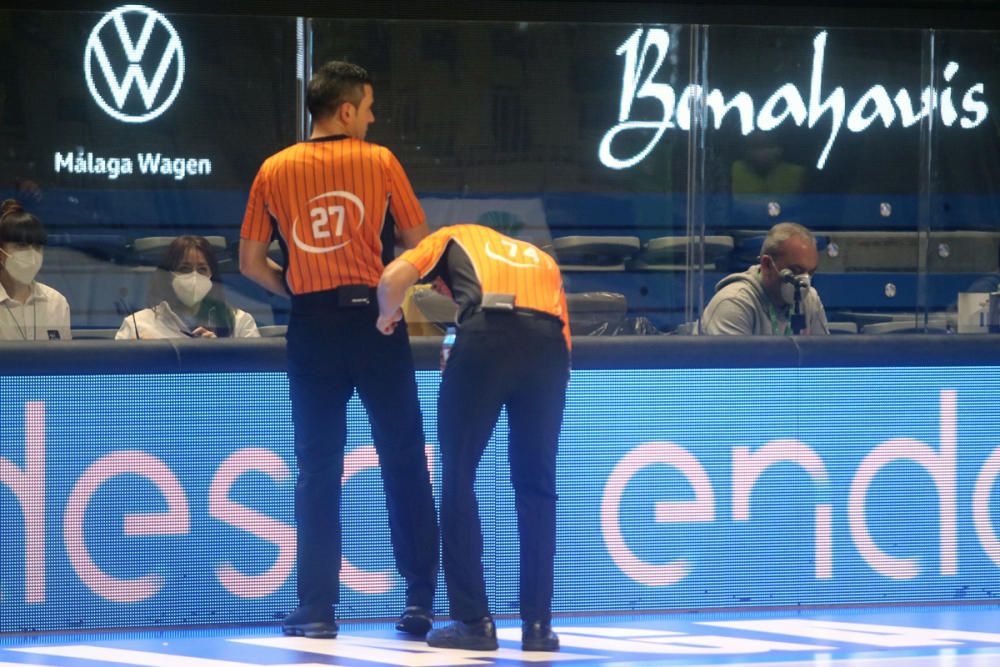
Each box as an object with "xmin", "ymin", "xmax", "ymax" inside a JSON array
[
  {"xmin": 378, "ymin": 224, "xmax": 570, "ymax": 652},
  {"xmin": 239, "ymin": 61, "xmax": 438, "ymax": 639}
]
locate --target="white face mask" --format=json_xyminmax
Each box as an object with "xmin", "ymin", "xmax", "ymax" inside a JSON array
[
  {"xmin": 779, "ymin": 271, "xmax": 811, "ymax": 306},
  {"xmin": 171, "ymin": 271, "xmax": 213, "ymax": 308},
  {"xmin": 1, "ymin": 247, "xmax": 43, "ymax": 285}
]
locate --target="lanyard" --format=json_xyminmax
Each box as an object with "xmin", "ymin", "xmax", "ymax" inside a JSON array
[
  {"xmin": 767, "ymin": 301, "xmax": 792, "ymax": 336},
  {"xmin": 758, "ymin": 266, "xmax": 793, "ymax": 336},
  {"xmin": 3, "ymin": 299, "xmax": 37, "ymax": 340}
]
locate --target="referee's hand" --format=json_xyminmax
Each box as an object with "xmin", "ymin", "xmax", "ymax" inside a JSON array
[{"xmin": 376, "ymin": 309, "xmax": 402, "ymax": 335}]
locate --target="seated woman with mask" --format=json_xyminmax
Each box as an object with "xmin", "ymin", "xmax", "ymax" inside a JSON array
[
  {"xmin": 0, "ymin": 199, "xmax": 71, "ymax": 340},
  {"xmin": 116, "ymin": 235, "xmax": 260, "ymax": 339}
]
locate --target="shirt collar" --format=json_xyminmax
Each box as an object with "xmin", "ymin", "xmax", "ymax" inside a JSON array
[
  {"xmin": 0, "ymin": 281, "xmax": 46, "ymax": 305},
  {"xmin": 307, "ymin": 134, "xmax": 350, "ymax": 143}
]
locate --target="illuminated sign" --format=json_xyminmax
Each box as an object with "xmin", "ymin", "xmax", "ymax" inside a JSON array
[
  {"xmin": 84, "ymin": 4, "xmax": 185, "ymax": 123},
  {"xmin": 52, "ymin": 150, "xmax": 212, "ymax": 181},
  {"xmin": 2, "ymin": 368, "xmax": 999, "ymax": 632},
  {"xmin": 599, "ymin": 29, "xmax": 989, "ymax": 170},
  {"xmin": 55, "ymin": 8, "xmax": 214, "ymax": 182}
]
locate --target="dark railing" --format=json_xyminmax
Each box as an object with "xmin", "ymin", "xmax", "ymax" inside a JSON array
[{"xmin": 2, "ymin": 335, "xmax": 998, "ymax": 375}]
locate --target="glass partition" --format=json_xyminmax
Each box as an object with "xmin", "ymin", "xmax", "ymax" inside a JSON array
[
  {"xmin": 696, "ymin": 26, "xmax": 927, "ymax": 335},
  {"xmin": 0, "ymin": 6, "xmax": 998, "ymax": 340},
  {"xmin": 0, "ymin": 8, "xmax": 298, "ymax": 338},
  {"xmin": 928, "ymin": 29, "xmax": 1000, "ymax": 335},
  {"xmin": 309, "ymin": 19, "xmax": 692, "ymax": 333}
]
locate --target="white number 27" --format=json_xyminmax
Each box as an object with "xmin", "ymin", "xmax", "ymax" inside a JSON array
[{"xmin": 310, "ymin": 205, "xmax": 345, "ymax": 239}]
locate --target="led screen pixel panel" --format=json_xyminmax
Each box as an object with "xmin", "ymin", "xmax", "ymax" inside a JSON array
[{"xmin": 2, "ymin": 367, "xmax": 999, "ymax": 632}]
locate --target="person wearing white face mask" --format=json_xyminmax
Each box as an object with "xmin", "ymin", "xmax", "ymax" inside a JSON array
[
  {"xmin": 0, "ymin": 199, "xmax": 71, "ymax": 341},
  {"xmin": 115, "ymin": 235, "xmax": 260, "ymax": 339},
  {"xmin": 698, "ymin": 222, "xmax": 830, "ymax": 335}
]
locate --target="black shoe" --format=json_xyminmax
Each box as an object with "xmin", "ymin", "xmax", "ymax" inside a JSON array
[
  {"xmin": 396, "ymin": 605, "xmax": 433, "ymax": 636},
  {"xmin": 426, "ymin": 617, "xmax": 498, "ymax": 650},
  {"xmin": 522, "ymin": 621, "xmax": 559, "ymax": 651},
  {"xmin": 282, "ymin": 604, "xmax": 338, "ymax": 639}
]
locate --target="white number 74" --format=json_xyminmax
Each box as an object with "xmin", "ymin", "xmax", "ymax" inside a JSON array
[{"xmin": 500, "ymin": 239, "xmax": 540, "ymax": 263}]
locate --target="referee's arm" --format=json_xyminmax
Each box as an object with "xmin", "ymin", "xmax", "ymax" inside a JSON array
[
  {"xmin": 398, "ymin": 222, "xmax": 430, "ymax": 249},
  {"xmin": 376, "ymin": 259, "xmax": 420, "ymax": 335},
  {"xmin": 239, "ymin": 238, "xmax": 290, "ymax": 297}
]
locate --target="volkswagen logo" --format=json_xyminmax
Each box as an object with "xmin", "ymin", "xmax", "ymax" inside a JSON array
[{"xmin": 84, "ymin": 5, "xmax": 185, "ymax": 123}]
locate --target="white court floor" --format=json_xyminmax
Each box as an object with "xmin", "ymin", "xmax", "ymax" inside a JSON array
[{"xmin": 3, "ymin": 605, "xmax": 1000, "ymax": 666}]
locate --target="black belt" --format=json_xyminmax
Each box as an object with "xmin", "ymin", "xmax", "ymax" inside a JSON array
[
  {"xmin": 291, "ymin": 286, "xmax": 377, "ymax": 313},
  {"xmin": 471, "ymin": 306, "xmax": 564, "ymax": 327}
]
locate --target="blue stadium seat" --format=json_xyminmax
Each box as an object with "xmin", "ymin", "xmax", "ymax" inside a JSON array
[
  {"xmin": 131, "ymin": 235, "xmax": 229, "ymax": 266},
  {"xmin": 552, "ymin": 236, "xmax": 640, "ymax": 271},
  {"xmin": 629, "ymin": 235, "xmax": 734, "ymax": 271}
]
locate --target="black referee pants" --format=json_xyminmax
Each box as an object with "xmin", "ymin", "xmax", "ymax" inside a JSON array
[
  {"xmin": 438, "ymin": 310, "xmax": 570, "ymax": 624},
  {"xmin": 286, "ymin": 291, "xmax": 439, "ymax": 611}
]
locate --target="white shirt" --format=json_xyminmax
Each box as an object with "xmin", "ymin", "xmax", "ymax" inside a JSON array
[
  {"xmin": 115, "ymin": 300, "xmax": 261, "ymax": 340},
  {"xmin": 0, "ymin": 280, "xmax": 72, "ymax": 341}
]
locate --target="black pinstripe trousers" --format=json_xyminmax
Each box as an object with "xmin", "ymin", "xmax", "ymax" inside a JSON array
[
  {"xmin": 286, "ymin": 290, "xmax": 439, "ymax": 612},
  {"xmin": 437, "ymin": 310, "xmax": 569, "ymax": 623}
]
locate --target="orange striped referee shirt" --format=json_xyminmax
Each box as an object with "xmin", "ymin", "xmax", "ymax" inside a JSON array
[
  {"xmin": 397, "ymin": 224, "xmax": 571, "ymax": 350},
  {"xmin": 241, "ymin": 136, "xmax": 425, "ymax": 295}
]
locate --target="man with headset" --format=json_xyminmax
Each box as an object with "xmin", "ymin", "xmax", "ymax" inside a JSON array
[{"xmin": 699, "ymin": 222, "xmax": 830, "ymax": 335}]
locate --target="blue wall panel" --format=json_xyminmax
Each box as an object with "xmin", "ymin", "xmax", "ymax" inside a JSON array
[{"xmin": 2, "ymin": 367, "xmax": 999, "ymax": 632}]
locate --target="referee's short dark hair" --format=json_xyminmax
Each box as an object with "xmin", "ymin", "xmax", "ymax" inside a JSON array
[{"xmin": 307, "ymin": 61, "xmax": 372, "ymax": 122}]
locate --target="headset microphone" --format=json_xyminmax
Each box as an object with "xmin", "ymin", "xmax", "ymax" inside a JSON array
[
  {"xmin": 779, "ymin": 270, "xmax": 807, "ymax": 334},
  {"xmin": 779, "ymin": 268, "xmax": 807, "ymax": 288}
]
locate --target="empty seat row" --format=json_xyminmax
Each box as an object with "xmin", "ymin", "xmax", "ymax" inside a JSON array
[
  {"xmin": 815, "ymin": 230, "xmax": 1000, "ymax": 274},
  {"xmin": 43, "ymin": 234, "xmax": 236, "ymax": 272},
  {"xmin": 550, "ymin": 235, "xmax": 736, "ymax": 271},
  {"xmin": 729, "ymin": 230, "xmax": 1000, "ymax": 274},
  {"xmin": 47, "ymin": 231, "xmax": 1000, "ymax": 275},
  {"xmin": 817, "ymin": 310, "xmax": 956, "ymax": 334}
]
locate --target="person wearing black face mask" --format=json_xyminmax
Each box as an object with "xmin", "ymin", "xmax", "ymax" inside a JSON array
[
  {"xmin": 698, "ymin": 222, "xmax": 830, "ymax": 336},
  {"xmin": 0, "ymin": 199, "xmax": 71, "ymax": 341}
]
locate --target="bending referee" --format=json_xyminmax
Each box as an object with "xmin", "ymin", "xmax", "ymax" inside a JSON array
[{"xmin": 377, "ymin": 224, "xmax": 571, "ymax": 652}]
